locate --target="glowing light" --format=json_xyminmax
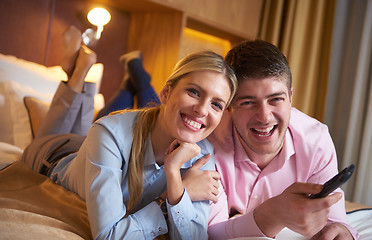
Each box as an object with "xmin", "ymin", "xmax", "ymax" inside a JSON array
[
  {"xmin": 87, "ymin": 7, "xmax": 111, "ymax": 39},
  {"xmin": 87, "ymin": 7, "xmax": 111, "ymax": 27}
]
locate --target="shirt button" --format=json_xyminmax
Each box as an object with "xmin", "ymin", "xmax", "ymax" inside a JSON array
[
  {"xmin": 178, "ymin": 218, "xmax": 182, "ymax": 222},
  {"xmin": 158, "ymin": 227, "xmax": 162, "ymax": 232},
  {"xmin": 253, "ymin": 195, "xmax": 258, "ymax": 199},
  {"xmin": 176, "ymin": 210, "xmax": 180, "ymax": 214}
]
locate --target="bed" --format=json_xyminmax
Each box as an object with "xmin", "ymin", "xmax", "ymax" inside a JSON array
[
  {"xmin": 0, "ymin": 53, "xmax": 103, "ymax": 239},
  {"xmin": 0, "ymin": 54, "xmax": 371, "ymax": 240}
]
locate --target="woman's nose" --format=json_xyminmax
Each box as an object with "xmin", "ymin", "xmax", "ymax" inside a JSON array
[{"xmin": 193, "ymin": 101, "xmax": 208, "ymax": 117}]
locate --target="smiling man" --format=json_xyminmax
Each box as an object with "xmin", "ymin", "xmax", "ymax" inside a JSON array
[{"xmin": 207, "ymin": 40, "xmax": 359, "ymax": 240}]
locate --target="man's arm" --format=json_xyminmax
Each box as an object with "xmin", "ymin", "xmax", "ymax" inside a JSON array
[
  {"xmin": 208, "ymin": 184, "xmax": 266, "ymax": 239},
  {"xmin": 208, "ymin": 182, "xmax": 352, "ymax": 240}
]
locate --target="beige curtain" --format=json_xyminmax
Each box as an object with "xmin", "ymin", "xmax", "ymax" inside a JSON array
[{"xmin": 259, "ymin": 0, "xmax": 336, "ymax": 121}]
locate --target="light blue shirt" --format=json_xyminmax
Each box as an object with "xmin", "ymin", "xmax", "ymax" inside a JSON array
[{"xmin": 50, "ymin": 111, "xmax": 215, "ymax": 240}]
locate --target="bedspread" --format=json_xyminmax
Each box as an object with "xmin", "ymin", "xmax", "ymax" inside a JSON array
[
  {"xmin": 1, "ymin": 160, "xmax": 371, "ymax": 240},
  {"xmin": 0, "ymin": 161, "xmax": 92, "ymax": 240}
]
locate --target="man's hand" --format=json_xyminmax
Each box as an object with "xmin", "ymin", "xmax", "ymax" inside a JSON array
[
  {"xmin": 254, "ymin": 182, "xmax": 342, "ymax": 238},
  {"xmin": 182, "ymin": 155, "xmax": 220, "ymax": 203},
  {"xmin": 310, "ymin": 222, "xmax": 354, "ymax": 240}
]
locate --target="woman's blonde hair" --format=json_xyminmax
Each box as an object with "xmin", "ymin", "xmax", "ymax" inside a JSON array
[{"xmin": 116, "ymin": 51, "xmax": 237, "ymax": 211}]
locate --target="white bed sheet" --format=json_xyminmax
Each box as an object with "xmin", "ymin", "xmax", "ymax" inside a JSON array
[{"xmin": 230, "ymin": 208, "xmax": 372, "ymax": 240}]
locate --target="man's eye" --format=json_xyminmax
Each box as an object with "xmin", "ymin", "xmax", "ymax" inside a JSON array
[
  {"xmin": 241, "ymin": 101, "xmax": 254, "ymax": 105},
  {"xmin": 271, "ymin": 97, "xmax": 284, "ymax": 102}
]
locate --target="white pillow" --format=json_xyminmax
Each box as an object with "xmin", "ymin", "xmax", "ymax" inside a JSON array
[
  {"xmin": 0, "ymin": 53, "xmax": 104, "ymax": 149},
  {"xmin": 0, "ymin": 81, "xmax": 35, "ymax": 149},
  {"xmin": 0, "ymin": 54, "xmax": 103, "ymax": 99}
]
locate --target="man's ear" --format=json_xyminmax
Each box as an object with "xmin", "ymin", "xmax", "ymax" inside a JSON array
[{"xmin": 160, "ymin": 85, "xmax": 171, "ymax": 104}]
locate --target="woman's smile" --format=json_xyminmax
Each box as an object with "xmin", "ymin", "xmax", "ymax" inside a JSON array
[
  {"xmin": 181, "ymin": 113, "xmax": 205, "ymax": 130},
  {"xmin": 157, "ymin": 70, "xmax": 231, "ymax": 144}
]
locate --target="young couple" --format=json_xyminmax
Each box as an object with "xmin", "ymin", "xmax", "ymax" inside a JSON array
[{"xmin": 22, "ymin": 26, "xmax": 358, "ymax": 240}]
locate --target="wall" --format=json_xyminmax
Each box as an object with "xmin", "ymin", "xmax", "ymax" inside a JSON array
[
  {"xmin": 149, "ymin": 0, "xmax": 263, "ymax": 42},
  {"xmin": 118, "ymin": 0, "xmax": 263, "ymax": 94},
  {"xmin": 0, "ymin": 0, "xmax": 130, "ymax": 101},
  {"xmin": 0, "ymin": 0, "xmax": 263, "ymax": 101}
]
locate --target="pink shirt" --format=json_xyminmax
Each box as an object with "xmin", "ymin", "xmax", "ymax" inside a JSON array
[{"xmin": 208, "ymin": 108, "xmax": 359, "ymax": 239}]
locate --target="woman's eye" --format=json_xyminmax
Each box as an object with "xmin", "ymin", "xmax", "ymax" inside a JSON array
[
  {"xmin": 212, "ymin": 102, "xmax": 223, "ymax": 111},
  {"xmin": 187, "ymin": 88, "xmax": 199, "ymax": 96}
]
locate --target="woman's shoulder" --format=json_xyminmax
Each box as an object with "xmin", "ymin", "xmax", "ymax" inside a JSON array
[
  {"xmin": 92, "ymin": 111, "xmax": 140, "ymax": 136},
  {"xmin": 95, "ymin": 111, "xmax": 139, "ymax": 126}
]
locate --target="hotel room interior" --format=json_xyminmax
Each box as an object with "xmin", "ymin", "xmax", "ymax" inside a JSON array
[{"xmin": 0, "ymin": 0, "xmax": 371, "ymax": 239}]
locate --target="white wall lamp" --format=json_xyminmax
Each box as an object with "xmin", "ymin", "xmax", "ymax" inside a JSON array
[{"xmin": 82, "ymin": 7, "xmax": 111, "ymax": 46}]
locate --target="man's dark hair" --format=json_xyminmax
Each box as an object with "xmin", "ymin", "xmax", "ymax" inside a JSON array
[{"xmin": 225, "ymin": 39, "xmax": 292, "ymax": 92}]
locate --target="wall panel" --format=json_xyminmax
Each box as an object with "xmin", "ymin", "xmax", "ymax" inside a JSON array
[
  {"xmin": 0, "ymin": 0, "xmax": 131, "ymax": 101},
  {"xmin": 0, "ymin": 0, "xmax": 52, "ymax": 64},
  {"xmin": 49, "ymin": 0, "xmax": 130, "ymax": 101}
]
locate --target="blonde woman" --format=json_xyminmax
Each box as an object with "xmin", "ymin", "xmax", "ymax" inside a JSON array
[{"xmin": 22, "ymin": 27, "xmax": 237, "ymax": 239}]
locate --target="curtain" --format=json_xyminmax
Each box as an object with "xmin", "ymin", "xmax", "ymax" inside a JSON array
[
  {"xmin": 324, "ymin": 0, "xmax": 372, "ymax": 205},
  {"xmin": 259, "ymin": 0, "xmax": 336, "ymax": 121}
]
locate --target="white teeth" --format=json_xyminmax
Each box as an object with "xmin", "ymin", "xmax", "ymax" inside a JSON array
[
  {"xmin": 253, "ymin": 126, "xmax": 274, "ymax": 136},
  {"xmin": 254, "ymin": 126, "xmax": 274, "ymax": 133},
  {"xmin": 183, "ymin": 116, "xmax": 202, "ymax": 129}
]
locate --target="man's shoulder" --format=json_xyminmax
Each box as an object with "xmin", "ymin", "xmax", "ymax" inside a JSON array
[
  {"xmin": 289, "ymin": 108, "xmax": 332, "ymax": 145},
  {"xmin": 290, "ymin": 108, "xmax": 329, "ymax": 132}
]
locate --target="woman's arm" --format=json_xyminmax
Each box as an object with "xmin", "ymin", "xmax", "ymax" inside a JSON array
[
  {"xmin": 83, "ymin": 123, "xmax": 168, "ymax": 239},
  {"xmin": 163, "ymin": 140, "xmax": 212, "ymax": 239},
  {"xmin": 163, "ymin": 140, "xmax": 201, "ymax": 205}
]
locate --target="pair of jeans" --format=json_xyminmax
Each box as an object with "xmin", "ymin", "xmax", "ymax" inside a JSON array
[{"xmin": 95, "ymin": 57, "xmax": 160, "ymax": 120}]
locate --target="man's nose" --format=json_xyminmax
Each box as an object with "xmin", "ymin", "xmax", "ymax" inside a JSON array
[{"xmin": 256, "ymin": 103, "xmax": 271, "ymax": 124}]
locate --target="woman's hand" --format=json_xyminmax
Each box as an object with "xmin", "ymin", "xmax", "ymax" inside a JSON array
[
  {"xmin": 182, "ymin": 155, "xmax": 220, "ymax": 203},
  {"xmin": 164, "ymin": 139, "xmax": 201, "ymax": 173},
  {"xmin": 163, "ymin": 139, "xmax": 201, "ymax": 205}
]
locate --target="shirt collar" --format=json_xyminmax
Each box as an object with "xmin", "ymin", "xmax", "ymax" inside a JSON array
[{"xmin": 143, "ymin": 133, "xmax": 158, "ymax": 168}]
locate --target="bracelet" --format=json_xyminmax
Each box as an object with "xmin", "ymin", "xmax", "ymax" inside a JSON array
[{"xmin": 155, "ymin": 197, "xmax": 168, "ymax": 221}]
